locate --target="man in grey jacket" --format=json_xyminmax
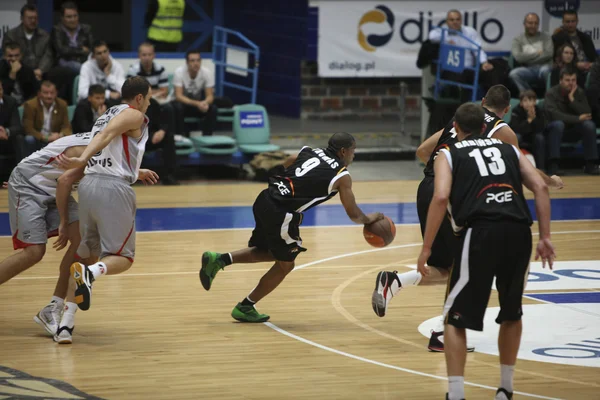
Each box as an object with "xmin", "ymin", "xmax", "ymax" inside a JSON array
[
  {"xmin": 509, "ymin": 13, "xmax": 553, "ymax": 93},
  {"xmin": 544, "ymin": 67, "xmax": 599, "ymax": 175},
  {"xmin": 1, "ymin": 4, "xmax": 53, "ymax": 81}
]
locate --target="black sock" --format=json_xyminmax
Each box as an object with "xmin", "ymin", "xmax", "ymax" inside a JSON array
[
  {"xmin": 241, "ymin": 296, "xmax": 255, "ymax": 307},
  {"xmin": 219, "ymin": 253, "xmax": 232, "ymax": 266}
]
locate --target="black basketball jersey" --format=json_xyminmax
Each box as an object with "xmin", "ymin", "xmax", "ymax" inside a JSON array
[
  {"xmin": 268, "ymin": 146, "xmax": 349, "ymax": 212},
  {"xmin": 439, "ymin": 137, "xmax": 533, "ymax": 231},
  {"xmin": 423, "ymin": 108, "xmax": 508, "ymax": 178}
]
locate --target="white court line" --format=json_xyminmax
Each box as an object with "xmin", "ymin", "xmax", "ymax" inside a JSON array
[
  {"xmin": 9, "ymin": 230, "xmax": 600, "ymax": 281},
  {"xmin": 265, "ymin": 322, "xmax": 561, "ymax": 400}
]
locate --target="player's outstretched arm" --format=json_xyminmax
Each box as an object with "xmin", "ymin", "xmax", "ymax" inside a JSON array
[
  {"xmin": 418, "ymin": 152, "xmax": 453, "ymax": 276},
  {"xmin": 53, "ymin": 167, "xmax": 85, "ymax": 251},
  {"xmin": 494, "ymin": 126, "xmax": 564, "ymax": 189},
  {"xmin": 56, "ymin": 109, "xmax": 145, "ymax": 170},
  {"xmin": 335, "ymin": 174, "xmax": 383, "ymax": 225},
  {"xmin": 416, "ymin": 128, "xmax": 443, "ymax": 163},
  {"xmin": 519, "ymin": 150, "xmax": 555, "ymax": 269}
]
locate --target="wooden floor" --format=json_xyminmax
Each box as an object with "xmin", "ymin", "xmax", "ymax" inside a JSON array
[{"xmin": 0, "ymin": 177, "xmax": 599, "ymax": 399}]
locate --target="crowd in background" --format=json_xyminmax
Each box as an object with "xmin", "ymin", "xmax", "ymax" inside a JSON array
[
  {"xmin": 0, "ymin": 1, "xmax": 217, "ymax": 185},
  {"xmin": 425, "ymin": 9, "xmax": 600, "ymax": 175}
]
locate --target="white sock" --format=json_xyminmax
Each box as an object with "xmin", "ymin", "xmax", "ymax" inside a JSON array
[
  {"xmin": 500, "ymin": 364, "xmax": 514, "ymax": 393},
  {"xmin": 448, "ymin": 376, "xmax": 465, "ymax": 400},
  {"xmin": 88, "ymin": 262, "xmax": 108, "ymax": 279},
  {"xmin": 396, "ymin": 270, "xmax": 422, "ymax": 287},
  {"xmin": 60, "ymin": 302, "xmax": 77, "ymax": 328},
  {"xmin": 50, "ymin": 296, "xmax": 64, "ymax": 307}
]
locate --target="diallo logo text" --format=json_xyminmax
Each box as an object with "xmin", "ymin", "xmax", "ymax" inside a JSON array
[{"xmin": 357, "ymin": 5, "xmax": 394, "ymax": 52}]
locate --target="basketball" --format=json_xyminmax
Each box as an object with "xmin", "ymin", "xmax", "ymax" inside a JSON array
[{"xmin": 363, "ymin": 216, "xmax": 396, "ymax": 247}]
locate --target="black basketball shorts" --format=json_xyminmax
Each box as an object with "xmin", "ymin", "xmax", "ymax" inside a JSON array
[
  {"xmin": 248, "ymin": 189, "xmax": 306, "ymax": 262},
  {"xmin": 443, "ymin": 221, "xmax": 532, "ymax": 331},
  {"xmin": 417, "ymin": 176, "xmax": 457, "ymax": 269}
]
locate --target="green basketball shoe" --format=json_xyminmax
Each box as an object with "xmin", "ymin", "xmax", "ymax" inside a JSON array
[
  {"xmin": 231, "ymin": 303, "xmax": 270, "ymax": 323},
  {"xmin": 199, "ymin": 251, "xmax": 225, "ymax": 291}
]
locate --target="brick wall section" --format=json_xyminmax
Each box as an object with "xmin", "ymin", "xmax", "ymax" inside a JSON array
[{"xmin": 301, "ymin": 61, "xmax": 421, "ymax": 120}]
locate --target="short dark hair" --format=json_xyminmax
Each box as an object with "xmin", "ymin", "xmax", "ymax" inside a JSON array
[
  {"xmin": 454, "ymin": 103, "xmax": 485, "ymax": 135},
  {"xmin": 519, "ymin": 90, "xmax": 537, "ymax": 101},
  {"xmin": 88, "ymin": 84, "xmax": 105, "ymax": 97},
  {"xmin": 185, "ymin": 49, "xmax": 201, "ymax": 62},
  {"xmin": 484, "ymin": 85, "xmax": 511, "ymax": 111},
  {"xmin": 20, "ymin": 4, "xmax": 37, "ymax": 17},
  {"xmin": 563, "ymin": 10, "xmax": 578, "ymax": 19},
  {"xmin": 327, "ymin": 132, "xmax": 355, "ymax": 154},
  {"xmin": 61, "ymin": 1, "xmax": 78, "ymax": 16},
  {"xmin": 559, "ymin": 66, "xmax": 577, "ymax": 80},
  {"xmin": 40, "ymin": 80, "xmax": 56, "ymax": 90},
  {"xmin": 138, "ymin": 42, "xmax": 155, "ymax": 52},
  {"xmin": 3, "ymin": 42, "xmax": 21, "ymax": 51},
  {"xmin": 121, "ymin": 76, "xmax": 150, "ymax": 101},
  {"xmin": 92, "ymin": 40, "xmax": 109, "ymax": 53}
]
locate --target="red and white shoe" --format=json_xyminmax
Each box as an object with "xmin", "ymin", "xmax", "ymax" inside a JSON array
[{"xmin": 371, "ymin": 271, "xmax": 401, "ymax": 317}]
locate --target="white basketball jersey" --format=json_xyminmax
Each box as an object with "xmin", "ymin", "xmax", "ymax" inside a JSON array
[
  {"xmin": 17, "ymin": 132, "xmax": 93, "ymax": 197},
  {"xmin": 85, "ymin": 104, "xmax": 149, "ymax": 184}
]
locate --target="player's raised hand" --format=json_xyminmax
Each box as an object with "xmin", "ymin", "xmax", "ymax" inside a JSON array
[
  {"xmin": 417, "ymin": 247, "xmax": 431, "ymax": 277},
  {"xmin": 55, "ymin": 154, "xmax": 86, "ymax": 170},
  {"xmin": 138, "ymin": 169, "xmax": 159, "ymax": 185},
  {"xmin": 550, "ymin": 175, "xmax": 564, "ymax": 190},
  {"xmin": 535, "ymin": 238, "xmax": 555, "ymax": 270}
]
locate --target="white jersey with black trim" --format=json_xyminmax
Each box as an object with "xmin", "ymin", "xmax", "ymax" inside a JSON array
[{"xmin": 84, "ymin": 104, "xmax": 149, "ymax": 184}]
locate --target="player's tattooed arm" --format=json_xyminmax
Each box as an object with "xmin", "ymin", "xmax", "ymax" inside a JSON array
[
  {"xmin": 335, "ymin": 175, "xmax": 383, "ymax": 225},
  {"xmin": 416, "ymin": 128, "xmax": 443, "ymax": 163}
]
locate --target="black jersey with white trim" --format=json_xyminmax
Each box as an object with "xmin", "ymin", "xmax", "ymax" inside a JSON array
[
  {"xmin": 439, "ymin": 137, "xmax": 532, "ymax": 232},
  {"xmin": 268, "ymin": 146, "xmax": 350, "ymax": 213},
  {"xmin": 423, "ymin": 107, "xmax": 507, "ymax": 178}
]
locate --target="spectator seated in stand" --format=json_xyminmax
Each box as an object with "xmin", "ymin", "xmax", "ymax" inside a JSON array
[
  {"xmin": 550, "ymin": 43, "xmax": 586, "ymax": 88},
  {"xmin": 78, "ymin": 41, "xmax": 125, "ymax": 108},
  {"xmin": 0, "ymin": 42, "xmax": 40, "ymax": 106},
  {"xmin": 71, "ymin": 84, "xmax": 106, "ymax": 133},
  {"xmin": 544, "ymin": 67, "xmax": 599, "ymax": 175},
  {"xmin": 1, "ymin": 4, "xmax": 53, "ymax": 82},
  {"xmin": 509, "ymin": 90, "xmax": 546, "ymax": 170},
  {"xmin": 0, "ymin": 84, "xmax": 26, "ymax": 166},
  {"xmin": 22, "ymin": 81, "xmax": 72, "ymax": 154}
]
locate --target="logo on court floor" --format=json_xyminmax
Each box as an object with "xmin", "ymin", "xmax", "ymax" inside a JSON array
[
  {"xmin": 416, "ymin": 260, "xmax": 600, "ymax": 368},
  {"xmin": 0, "ymin": 365, "xmax": 104, "ymax": 399}
]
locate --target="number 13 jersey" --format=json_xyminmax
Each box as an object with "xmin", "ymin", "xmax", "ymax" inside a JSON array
[
  {"xmin": 268, "ymin": 146, "xmax": 349, "ymax": 212},
  {"xmin": 439, "ymin": 137, "xmax": 533, "ymax": 232}
]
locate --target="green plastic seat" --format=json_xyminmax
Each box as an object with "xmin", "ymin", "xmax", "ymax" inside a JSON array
[{"xmin": 233, "ymin": 104, "xmax": 280, "ymax": 154}]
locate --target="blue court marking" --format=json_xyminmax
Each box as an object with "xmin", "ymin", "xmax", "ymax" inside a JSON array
[
  {"xmin": 526, "ymin": 292, "xmax": 600, "ymax": 304},
  {"xmin": 1, "ymin": 197, "xmax": 600, "ymax": 236}
]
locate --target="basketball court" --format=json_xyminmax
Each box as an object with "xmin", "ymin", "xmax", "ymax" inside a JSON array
[{"xmin": 0, "ymin": 177, "xmax": 599, "ymax": 399}]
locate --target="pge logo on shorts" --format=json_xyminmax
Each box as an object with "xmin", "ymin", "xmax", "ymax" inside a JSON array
[{"xmin": 357, "ymin": 5, "xmax": 394, "ymax": 52}]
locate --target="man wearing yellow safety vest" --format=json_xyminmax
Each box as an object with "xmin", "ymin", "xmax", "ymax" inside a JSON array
[{"xmin": 145, "ymin": 0, "xmax": 186, "ymax": 52}]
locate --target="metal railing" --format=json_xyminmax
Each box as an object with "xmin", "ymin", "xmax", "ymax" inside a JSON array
[
  {"xmin": 212, "ymin": 26, "xmax": 260, "ymax": 104},
  {"xmin": 433, "ymin": 28, "xmax": 482, "ymax": 103}
]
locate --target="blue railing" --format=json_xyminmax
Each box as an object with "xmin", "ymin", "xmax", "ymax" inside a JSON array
[
  {"xmin": 433, "ymin": 28, "xmax": 482, "ymax": 103},
  {"xmin": 212, "ymin": 26, "xmax": 260, "ymax": 104}
]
